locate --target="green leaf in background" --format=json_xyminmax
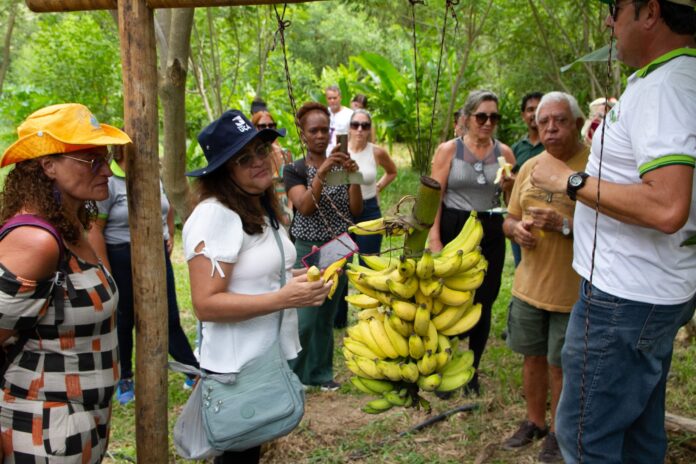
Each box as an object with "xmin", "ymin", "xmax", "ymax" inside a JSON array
[{"xmin": 680, "ymin": 234, "xmax": 696, "ymax": 247}]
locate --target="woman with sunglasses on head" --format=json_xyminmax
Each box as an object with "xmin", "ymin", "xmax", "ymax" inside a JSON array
[
  {"xmin": 0, "ymin": 103, "xmax": 130, "ymax": 462},
  {"xmin": 86, "ymin": 144, "xmax": 199, "ymax": 405},
  {"xmin": 283, "ymin": 102, "xmax": 363, "ymax": 390},
  {"xmin": 184, "ymin": 110, "xmax": 331, "ymax": 463},
  {"xmin": 251, "ymin": 110, "xmax": 293, "ymax": 226},
  {"xmin": 428, "ymin": 89, "xmax": 515, "ymax": 396}
]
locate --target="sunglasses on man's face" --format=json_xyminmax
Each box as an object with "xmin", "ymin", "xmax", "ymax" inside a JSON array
[
  {"xmin": 256, "ymin": 123, "xmax": 277, "ymax": 130},
  {"xmin": 62, "ymin": 153, "xmax": 113, "ymax": 174},
  {"xmin": 473, "ymin": 112, "xmax": 501, "ymax": 125},
  {"xmin": 234, "ymin": 143, "xmax": 272, "ymax": 168},
  {"xmin": 350, "ymin": 121, "xmax": 371, "ymax": 130}
]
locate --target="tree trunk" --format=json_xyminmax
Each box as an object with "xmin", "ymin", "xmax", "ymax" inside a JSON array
[
  {"xmin": 159, "ymin": 8, "xmax": 195, "ymax": 221},
  {"xmin": 0, "ymin": 0, "xmax": 18, "ymax": 95},
  {"xmin": 117, "ymin": 0, "xmax": 169, "ymax": 461}
]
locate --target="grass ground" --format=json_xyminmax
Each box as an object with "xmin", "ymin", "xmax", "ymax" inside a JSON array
[{"xmin": 104, "ymin": 146, "xmax": 696, "ymax": 463}]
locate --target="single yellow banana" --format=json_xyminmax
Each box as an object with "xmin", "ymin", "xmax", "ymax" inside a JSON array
[
  {"xmin": 386, "ymin": 311, "xmax": 413, "ymax": 338},
  {"xmin": 355, "ymin": 356, "xmax": 384, "ymax": 379},
  {"xmin": 443, "ymin": 269, "xmax": 486, "ymax": 292},
  {"xmin": 454, "ymin": 249, "xmax": 482, "ymax": 274},
  {"xmin": 417, "ymin": 350, "xmax": 438, "ymax": 375},
  {"xmin": 356, "ymin": 307, "xmax": 385, "ymax": 321},
  {"xmin": 383, "ymin": 317, "xmax": 409, "ymax": 358},
  {"xmin": 441, "ymin": 349, "xmax": 475, "ymax": 376},
  {"xmin": 437, "ymin": 287, "xmax": 472, "ymax": 307},
  {"xmin": 413, "ymin": 304, "xmax": 431, "ymax": 337},
  {"xmin": 437, "ymin": 334, "xmax": 452, "ymax": 353},
  {"xmin": 417, "ymin": 373, "xmax": 443, "ymax": 392},
  {"xmin": 327, "ymin": 276, "xmax": 340, "ymax": 299},
  {"xmin": 414, "ymin": 289, "xmax": 433, "ymax": 312},
  {"xmin": 408, "ymin": 333, "xmax": 426, "ymax": 359},
  {"xmin": 323, "ymin": 257, "xmax": 347, "ymax": 280},
  {"xmin": 344, "ymin": 337, "xmax": 380, "ymax": 359},
  {"xmin": 369, "ymin": 317, "xmax": 399, "ymax": 359},
  {"xmin": 397, "ymin": 256, "xmax": 416, "ymax": 279},
  {"xmin": 431, "ymin": 298, "xmax": 445, "ymax": 316},
  {"xmin": 434, "ymin": 348, "xmax": 452, "ymax": 371},
  {"xmin": 440, "ymin": 212, "xmax": 477, "ymax": 256},
  {"xmin": 307, "ymin": 265, "xmax": 321, "ymax": 281},
  {"xmin": 349, "ymin": 217, "xmax": 387, "ymax": 236},
  {"xmin": 424, "ymin": 321, "xmax": 439, "ymax": 353},
  {"xmin": 399, "ymin": 361, "xmax": 420, "ymax": 383},
  {"xmin": 351, "ymin": 280, "xmax": 393, "ymax": 306},
  {"xmin": 346, "ymin": 358, "xmax": 374, "ymax": 379},
  {"xmin": 350, "ymin": 376, "xmax": 375, "ymax": 395},
  {"xmin": 357, "ymin": 319, "xmax": 388, "ymax": 359},
  {"xmin": 415, "ymin": 248, "xmax": 435, "ymax": 280},
  {"xmin": 387, "ymin": 276, "xmax": 418, "ymax": 300},
  {"xmin": 346, "ymin": 325, "xmax": 364, "ymax": 343},
  {"xmin": 439, "ymin": 303, "xmax": 483, "ymax": 337},
  {"xmin": 419, "ymin": 278, "xmax": 444, "ymax": 297},
  {"xmin": 432, "ymin": 304, "xmax": 468, "ymax": 331},
  {"xmin": 360, "ymin": 254, "xmax": 393, "ymax": 271},
  {"xmin": 376, "ymin": 359, "xmax": 403, "ymax": 382},
  {"xmin": 361, "ymin": 270, "xmax": 399, "ymax": 292},
  {"xmin": 345, "ymin": 293, "xmax": 381, "ymax": 309},
  {"xmin": 432, "ymin": 249, "xmax": 463, "ymax": 278},
  {"xmin": 390, "ymin": 299, "xmax": 418, "ymax": 321}
]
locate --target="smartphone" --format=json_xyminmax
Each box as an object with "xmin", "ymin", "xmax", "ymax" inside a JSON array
[
  {"xmin": 301, "ymin": 232, "xmax": 359, "ymax": 270},
  {"xmin": 337, "ymin": 133, "xmax": 348, "ymax": 154}
]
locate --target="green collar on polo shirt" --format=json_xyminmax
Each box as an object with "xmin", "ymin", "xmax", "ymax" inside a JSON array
[
  {"xmin": 636, "ymin": 48, "xmax": 696, "ymax": 78},
  {"xmin": 110, "ymin": 159, "xmax": 126, "ymax": 178}
]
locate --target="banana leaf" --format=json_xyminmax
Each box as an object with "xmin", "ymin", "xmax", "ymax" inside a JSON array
[{"xmin": 561, "ymin": 43, "xmax": 617, "ymax": 72}]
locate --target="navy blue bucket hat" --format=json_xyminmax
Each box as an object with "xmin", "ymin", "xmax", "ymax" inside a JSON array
[{"xmin": 187, "ymin": 109, "xmax": 283, "ymax": 177}]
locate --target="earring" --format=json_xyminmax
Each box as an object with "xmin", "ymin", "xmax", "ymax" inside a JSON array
[{"xmin": 52, "ymin": 184, "xmax": 62, "ymax": 206}]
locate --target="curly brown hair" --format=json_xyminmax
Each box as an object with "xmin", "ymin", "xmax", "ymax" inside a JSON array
[
  {"xmin": 194, "ymin": 162, "xmax": 281, "ymax": 235},
  {"xmin": 0, "ymin": 158, "xmax": 96, "ymax": 244}
]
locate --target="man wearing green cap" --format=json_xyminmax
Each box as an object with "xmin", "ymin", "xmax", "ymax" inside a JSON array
[{"xmin": 530, "ymin": 1, "xmax": 696, "ymax": 462}]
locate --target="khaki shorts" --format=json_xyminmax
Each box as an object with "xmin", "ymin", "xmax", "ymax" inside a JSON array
[{"xmin": 506, "ymin": 296, "xmax": 570, "ymax": 367}]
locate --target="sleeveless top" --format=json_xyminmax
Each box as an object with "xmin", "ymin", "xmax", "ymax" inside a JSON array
[
  {"xmin": 350, "ymin": 143, "xmax": 377, "ymax": 200},
  {"xmin": 0, "ymin": 247, "xmax": 119, "ymax": 406},
  {"xmin": 444, "ymin": 138, "xmax": 502, "ymax": 212}
]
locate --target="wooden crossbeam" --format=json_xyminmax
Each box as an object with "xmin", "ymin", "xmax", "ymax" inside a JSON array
[{"xmin": 27, "ymin": 0, "xmax": 323, "ymax": 12}]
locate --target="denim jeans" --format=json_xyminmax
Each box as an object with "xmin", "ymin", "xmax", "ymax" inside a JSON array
[{"xmin": 556, "ymin": 279, "xmax": 696, "ymax": 463}]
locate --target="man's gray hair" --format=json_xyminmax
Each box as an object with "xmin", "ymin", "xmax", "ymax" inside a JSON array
[
  {"xmin": 461, "ymin": 89, "xmax": 499, "ymax": 116},
  {"xmin": 536, "ymin": 91, "xmax": 583, "ymax": 122},
  {"xmin": 325, "ymin": 84, "xmax": 341, "ymax": 95}
]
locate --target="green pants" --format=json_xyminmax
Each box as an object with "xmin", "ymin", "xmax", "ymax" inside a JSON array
[{"xmin": 288, "ymin": 238, "xmax": 347, "ymax": 386}]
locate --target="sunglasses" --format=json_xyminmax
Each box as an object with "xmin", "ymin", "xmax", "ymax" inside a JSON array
[
  {"xmin": 473, "ymin": 112, "xmax": 501, "ymax": 125},
  {"xmin": 473, "ymin": 160, "xmax": 487, "ymax": 185},
  {"xmin": 256, "ymin": 123, "xmax": 277, "ymax": 130},
  {"xmin": 62, "ymin": 153, "xmax": 113, "ymax": 174},
  {"xmin": 234, "ymin": 143, "xmax": 272, "ymax": 167},
  {"xmin": 350, "ymin": 121, "xmax": 372, "ymax": 130}
]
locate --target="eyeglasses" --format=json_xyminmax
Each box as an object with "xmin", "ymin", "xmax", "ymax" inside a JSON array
[
  {"xmin": 256, "ymin": 123, "xmax": 277, "ymax": 130},
  {"xmin": 473, "ymin": 160, "xmax": 487, "ymax": 185},
  {"xmin": 610, "ymin": 0, "xmax": 634, "ymax": 21},
  {"xmin": 62, "ymin": 153, "xmax": 113, "ymax": 174},
  {"xmin": 234, "ymin": 143, "xmax": 272, "ymax": 167},
  {"xmin": 473, "ymin": 112, "xmax": 501, "ymax": 125},
  {"xmin": 350, "ymin": 121, "xmax": 372, "ymax": 130}
]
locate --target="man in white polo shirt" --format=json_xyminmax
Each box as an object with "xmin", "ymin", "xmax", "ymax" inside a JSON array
[
  {"xmin": 531, "ymin": 1, "xmax": 696, "ymax": 462},
  {"xmin": 325, "ymin": 85, "xmax": 353, "ymax": 155}
]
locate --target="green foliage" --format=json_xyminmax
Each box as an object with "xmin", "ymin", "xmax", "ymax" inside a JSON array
[{"xmin": 0, "ymin": 11, "xmax": 122, "ymax": 146}]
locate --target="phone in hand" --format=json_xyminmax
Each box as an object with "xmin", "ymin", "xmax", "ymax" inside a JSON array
[
  {"xmin": 337, "ymin": 133, "xmax": 348, "ymax": 154},
  {"xmin": 301, "ymin": 232, "xmax": 359, "ymax": 270}
]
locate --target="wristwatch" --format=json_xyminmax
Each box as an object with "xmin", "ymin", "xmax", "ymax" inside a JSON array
[
  {"xmin": 561, "ymin": 217, "xmax": 571, "ymax": 236},
  {"xmin": 567, "ymin": 172, "xmax": 589, "ymax": 201}
]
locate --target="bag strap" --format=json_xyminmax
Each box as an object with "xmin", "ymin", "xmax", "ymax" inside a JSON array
[{"xmin": 0, "ymin": 214, "xmax": 65, "ymax": 264}]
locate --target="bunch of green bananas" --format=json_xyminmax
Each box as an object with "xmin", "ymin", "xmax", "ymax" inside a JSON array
[{"xmin": 342, "ymin": 213, "xmax": 486, "ymax": 413}]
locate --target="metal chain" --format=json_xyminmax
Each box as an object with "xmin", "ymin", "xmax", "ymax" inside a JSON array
[
  {"xmin": 426, "ymin": 0, "xmax": 458, "ymax": 162},
  {"xmin": 273, "ymin": 4, "xmax": 303, "ymax": 157},
  {"xmin": 577, "ymin": 15, "xmax": 617, "ymax": 464},
  {"xmin": 409, "ymin": 0, "xmax": 424, "ymax": 174}
]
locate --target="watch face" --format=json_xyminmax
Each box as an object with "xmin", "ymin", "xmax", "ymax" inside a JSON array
[{"xmin": 569, "ymin": 174, "xmax": 583, "ymax": 187}]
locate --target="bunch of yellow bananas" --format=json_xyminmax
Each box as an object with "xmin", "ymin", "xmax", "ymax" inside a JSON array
[
  {"xmin": 341, "ymin": 213, "xmax": 487, "ymax": 413},
  {"xmin": 306, "ymin": 257, "xmax": 347, "ymax": 299}
]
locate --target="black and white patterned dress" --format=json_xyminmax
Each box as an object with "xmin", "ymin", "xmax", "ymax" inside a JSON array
[
  {"xmin": 283, "ymin": 158, "xmax": 352, "ymax": 242},
  {"xmin": 0, "ymin": 250, "xmax": 119, "ymax": 463}
]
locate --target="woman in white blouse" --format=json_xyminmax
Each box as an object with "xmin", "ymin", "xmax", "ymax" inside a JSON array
[{"xmin": 183, "ymin": 109, "xmax": 330, "ymax": 463}]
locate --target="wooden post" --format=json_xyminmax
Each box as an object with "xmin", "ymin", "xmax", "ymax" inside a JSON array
[
  {"xmin": 403, "ymin": 176, "xmax": 441, "ymax": 258},
  {"xmin": 117, "ymin": 0, "xmax": 168, "ymax": 462}
]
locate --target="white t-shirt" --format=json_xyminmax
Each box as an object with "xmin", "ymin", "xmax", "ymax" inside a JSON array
[
  {"xmin": 573, "ymin": 49, "xmax": 696, "ymax": 305},
  {"xmin": 351, "ymin": 142, "xmax": 377, "ymax": 200},
  {"xmin": 327, "ymin": 106, "xmax": 353, "ymax": 154},
  {"xmin": 182, "ymin": 198, "xmax": 301, "ymax": 373}
]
